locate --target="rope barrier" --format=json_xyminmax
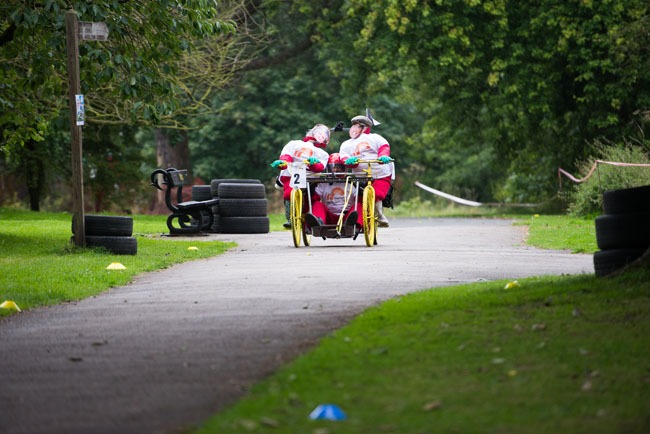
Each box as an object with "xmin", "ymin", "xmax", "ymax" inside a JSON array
[{"xmin": 557, "ymin": 160, "xmax": 650, "ymax": 191}]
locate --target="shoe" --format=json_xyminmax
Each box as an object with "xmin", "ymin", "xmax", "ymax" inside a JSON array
[
  {"xmin": 305, "ymin": 213, "xmax": 323, "ymax": 228},
  {"xmin": 283, "ymin": 221, "xmax": 291, "ymax": 229},
  {"xmin": 345, "ymin": 211, "xmax": 358, "ymax": 227},
  {"xmin": 376, "ymin": 202, "xmax": 389, "ymax": 227}
]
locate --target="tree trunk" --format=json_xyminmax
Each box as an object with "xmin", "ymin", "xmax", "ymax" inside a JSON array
[
  {"xmin": 151, "ymin": 128, "xmax": 191, "ymax": 213},
  {"xmin": 24, "ymin": 139, "xmax": 44, "ymax": 212}
]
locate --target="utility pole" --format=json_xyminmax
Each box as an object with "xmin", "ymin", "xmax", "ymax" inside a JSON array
[{"xmin": 65, "ymin": 10, "xmax": 108, "ymax": 247}]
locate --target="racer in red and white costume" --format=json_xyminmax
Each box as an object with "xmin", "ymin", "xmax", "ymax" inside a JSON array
[
  {"xmin": 271, "ymin": 124, "xmax": 330, "ymax": 228},
  {"xmin": 338, "ymin": 115, "xmax": 392, "ymax": 227}
]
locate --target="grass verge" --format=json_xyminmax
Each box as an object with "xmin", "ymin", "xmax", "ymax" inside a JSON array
[
  {"xmin": 0, "ymin": 208, "xmax": 233, "ymax": 314},
  {"xmin": 194, "ymin": 272, "xmax": 649, "ymax": 434}
]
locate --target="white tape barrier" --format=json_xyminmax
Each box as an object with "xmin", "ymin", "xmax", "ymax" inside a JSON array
[{"xmin": 414, "ymin": 181, "xmax": 482, "ymax": 207}]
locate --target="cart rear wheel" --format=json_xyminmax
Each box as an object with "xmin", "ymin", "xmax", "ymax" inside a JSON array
[
  {"xmin": 363, "ymin": 185, "xmax": 376, "ymax": 247},
  {"xmin": 290, "ymin": 189, "xmax": 303, "ymax": 247}
]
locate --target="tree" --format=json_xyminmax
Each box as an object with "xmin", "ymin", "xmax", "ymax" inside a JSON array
[
  {"xmin": 0, "ymin": 0, "xmax": 238, "ymax": 210},
  {"xmin": 315, "ymin": 0, "xmax": 650, "ymax": 202}
]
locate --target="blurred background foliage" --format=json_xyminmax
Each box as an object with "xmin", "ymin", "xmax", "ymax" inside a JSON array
[{"xmin": 1, "ymin": 0, "xmax": 648, "ymax": 216}]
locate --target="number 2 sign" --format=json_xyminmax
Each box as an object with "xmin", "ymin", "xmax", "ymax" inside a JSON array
[{"xmin": 290, "ymin": 162, "xmax": 307, "ymax": 189}]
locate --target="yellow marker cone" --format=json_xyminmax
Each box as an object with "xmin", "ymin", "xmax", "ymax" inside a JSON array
[
  {"xmin": 188, "ymin": 246, "xmax": 199, "ymax": 251},
  {"xmin": 504, "ymin": 280, "xmax": 520, "ymax": 289},
  {"xmin": 106, "ymin": 262, "xmax": 126, "ymax": 270},
  {"xmin": 0, "ymin": 300, "xmax": 22, "ymax": 312}
]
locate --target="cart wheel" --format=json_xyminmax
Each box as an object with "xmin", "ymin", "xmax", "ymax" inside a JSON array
[
  {"xmin": 290, "ymin": 189, "xmax": 303, "ymax": 247},
  {"xmin": 363, "ymin": 185, "xmax": 376, "ymax": 247},
  {"xmin": 302, "ymin": 225, "xmax": 312, "ymax": 246}
]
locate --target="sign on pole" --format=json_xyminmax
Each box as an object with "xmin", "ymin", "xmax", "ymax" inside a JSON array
[{"xmin": 78, "ymin": 21, "xmax": 109, "ymax": 41}]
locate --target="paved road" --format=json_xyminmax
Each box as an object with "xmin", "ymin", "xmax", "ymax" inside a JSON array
[{"xmin": 0, "ymin": 218, "xmax": 593, "ymax": 434}]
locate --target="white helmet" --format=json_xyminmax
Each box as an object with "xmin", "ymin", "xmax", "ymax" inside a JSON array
[{"xmin": 307, "ymin": 124, "xmax": 331, "ymax": 148}]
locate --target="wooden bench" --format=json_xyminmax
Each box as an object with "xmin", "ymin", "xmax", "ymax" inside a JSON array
[{"xmin": 150, "ymin": 168, "xmax": 219, "ymax": 234}]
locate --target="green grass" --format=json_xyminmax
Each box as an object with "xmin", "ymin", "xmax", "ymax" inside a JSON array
[
  {"xmin": 194, "ymin": 272, "xmax": 650, "ymax": 434},
  {"xmin": 523, "ymin": 214, "xmax": 598, "ymax": 253},
  {"xmin": 0, "ymin": 208, "xmax": 234, "ymax": 314}
]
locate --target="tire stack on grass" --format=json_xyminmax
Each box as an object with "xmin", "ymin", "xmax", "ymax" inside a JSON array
[
  {"xmin": 210, "ymin": 179, "xmax": 269, "ymax": 234},
  {"xmin": 593, "ymin": 185, "xmax": 650, "ymax": 277},
  {"xmin": 72, "ymin": 215, "xmax": 137, "ymax": 255}
]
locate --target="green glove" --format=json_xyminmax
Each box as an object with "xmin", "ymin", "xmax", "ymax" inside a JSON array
[
  {"xmin": 270, "ymin": 159, "xmax": 287, "ymax": 169},
  {"xmin": 306, "ymin": 157, "xmax": 320, "ymax": 166},
  {"xmin": 377, "ymin": 156, "xmax": 392, "ymax": 164},
  {"xmin": 344, "ymin": 156, "xmax": 359, "ymax": 166}
]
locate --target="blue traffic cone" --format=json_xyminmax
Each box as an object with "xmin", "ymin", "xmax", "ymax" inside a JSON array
[{"xmin": 309, "ymin": 404, "xmax": 347, "ymax": 421}]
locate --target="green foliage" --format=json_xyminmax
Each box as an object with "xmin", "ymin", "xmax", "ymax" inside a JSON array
[
  {"xmin": 317, "ymin": 0, "xmax": 650, "ymax": 203},
  {"xmin": 0, "ymin": 0, "xmax": 235, "ymax": 160},
  {"xmin": 3, "ymin": 0, "xmax": 650, "ymax": 212},
  {"xmin": 568, "ymin": 139, "xmax": 650, "ymax": 217}
]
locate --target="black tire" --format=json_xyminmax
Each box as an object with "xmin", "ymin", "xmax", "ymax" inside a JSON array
[
  {"xmin": 191, "ymin": 209, "xmax": 213, "ymax": 230},
  {"xmin": 192, "ymin": 185, "xmax": 213, "ymax": 201},
  {"xmin": 593, "ymin": 247, "xmax": 647, "ymax": 277},
  {"xmin": 220, "ymin": 216, "xmax": 270, "ymax": 234},
  {"xmin": 218, "ymin": 198, "xmax": 268, "ymax": 217},
  {"xmin": 210, "ymin": 178, "xmax": 261, "ymax": 197},
  {"xmin": 72, "ymin": 215, "xmax": 133, "ymax": 237},
  {"xmin": 218, "ymin": 183, "xmax": 266, "ymax": 199},
  {"xmin": 595, "ymin": 213, "xmax": 650, "ymax": 250},
  {"xmin": 210, "ymin": 215, "xmax": 222, "ymax": 233},
  {"xmin": 86, "ymin": 236, "xmax": 138, "ymax": 255},
  {"xmin": 602, "ymin": 185, "xmax": 650, "ymax": 215}
]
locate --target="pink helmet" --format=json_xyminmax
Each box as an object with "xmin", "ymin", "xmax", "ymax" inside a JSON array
[{"xmin": 327, "ymin": 153, "xmax": 345, "ymax": 173}]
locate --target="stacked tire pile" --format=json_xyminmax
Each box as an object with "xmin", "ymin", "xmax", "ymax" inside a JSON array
[
  {"xmin": 72, "ymin": 215, "xmax": 137, "ymax": 255},
  {"xmin": 593, "ymin": 185, "xmax": 650, "ymax": 276},
  {"xmin": 191, "ymin": 179, "xmax": 269, "ymax": 234}
]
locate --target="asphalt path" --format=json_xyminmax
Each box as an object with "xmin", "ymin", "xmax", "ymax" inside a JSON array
[{"xmin": 0, "ymin": 218, "xmax": 594, "ymax": 434}]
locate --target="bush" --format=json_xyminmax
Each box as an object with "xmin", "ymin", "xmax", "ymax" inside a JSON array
[{"xmin": 568, "ymin": 139, "xmax": 650, "ymax": 217}]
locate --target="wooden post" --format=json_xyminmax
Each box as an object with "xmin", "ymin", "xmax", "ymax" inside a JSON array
[{"xmin": 65, "ymin": 10, "xmax": 85, "ymax": 247}]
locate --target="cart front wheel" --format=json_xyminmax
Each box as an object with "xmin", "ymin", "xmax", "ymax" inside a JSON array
[
  {"xmin": 363, "ymin": 185, "xmax": 376, "ymax": 247},
  {"xmin": 290, "ymin": 189, "xmax": 303, "ymax": 247}
]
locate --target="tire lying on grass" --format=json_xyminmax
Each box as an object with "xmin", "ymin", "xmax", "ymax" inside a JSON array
[
  {"xmin": 602, "ymin": 185, "xmax": 650, "ymax": 215},
  {"xmin": 210, "ymin": 178, "xmax": 261, "ymax": 197},
  {"xmin": 594, "ymin": 184, "xmax": 650, "ymax": 276},
  {"xmin": 220, "ymin": 216, "xmax": 269, "ymax": 234},
  {"xmin": 595, "ymin": 213, "xmax": 650, "ymax": 250},
  {"xmin": 218, "ymin": 198, "xmax": 268, "ymax": 217},
  {"xmin": 72, "ymin": 215, "xmax": 133, "ymax": 237},
  {"xmin": 191, "ymin": 185, "xmax": 213, "ymax": 202},
  {"xmin": 85, "ymin": 236, "xmax": 138, "ymax": 255},
  {"xmin": 593, "ymin": 247, "xmax": 647, "ymax": 277},
  {"xmin": 218, "ymin": 182, "xmax": 266, "ymax": 199}
]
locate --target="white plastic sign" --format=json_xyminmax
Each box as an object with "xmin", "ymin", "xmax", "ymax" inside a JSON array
[{"xmin": 290, "ymin": 162, "xmax": 307, "ymax": 189}]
